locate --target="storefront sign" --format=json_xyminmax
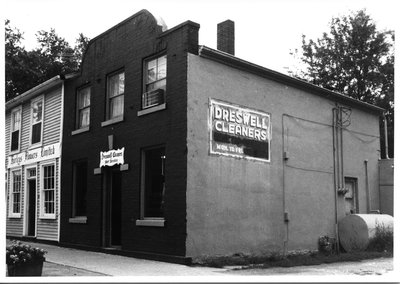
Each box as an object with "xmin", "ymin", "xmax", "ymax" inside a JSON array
[
  {"xmin": 7, "ymin": 143, "xmax": 61, "ymax": 168},
  {"xmin": 209, "ymin": 99, "xmax": 271, "ymax": 162},
  {"xmin": 100, "ymin": 147, "xmax": 125, "ymax": 167}
]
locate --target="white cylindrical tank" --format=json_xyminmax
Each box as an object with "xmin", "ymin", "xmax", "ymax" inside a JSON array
[{"xmin": 338, "ymin": 214, "xmax": 393, "ymax": 252}]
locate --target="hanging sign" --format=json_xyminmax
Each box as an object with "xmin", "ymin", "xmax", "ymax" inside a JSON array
[
  {"xmin": 209, "ymin": 99, "xmax": 271, "ymax": 162},
  {"xmin": 7, "ymin": 143, "xmax": 61, "ymax": 168},
  {"xmin": 100, "ymin": 147, "xmax": 125, "ymax": 167}
]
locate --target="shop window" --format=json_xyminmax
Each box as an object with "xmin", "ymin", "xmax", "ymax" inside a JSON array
[
  {"xmin": 30, "ymin": 96, "xmax": 44, "ymax": 146},
  {"xmin": 106, "ymin": 71, "xmax": 124, "ymax": 120},
  {"xmin": 139, "ymin": 146, "xmax": 166, "ymax": 224},
  {"xmin": 76, "ymin": 86, "xmax": 91, "ymax": 129},
  {"xmin": 41, "ymin": 164, "xmax": 55, "ymax": 218},
  {"xmin": 72, "ymin": 160, "xmax": 88, "ymax": 217},
  {"xmin": 10, "ymin": 107, "xmax": 22, "ymax": 152},
  {"xmin": 142, "ymin": 55, "xmax": 166, "ymax": 109},
  {"xmin": 9, "ymin": 170, "xmax": 22, "ymax": 217}
]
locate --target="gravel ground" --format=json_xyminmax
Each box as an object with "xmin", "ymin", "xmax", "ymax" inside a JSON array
[{"xmin": 223, "ymin": 257, "xmax": 394, "ymax": 276}]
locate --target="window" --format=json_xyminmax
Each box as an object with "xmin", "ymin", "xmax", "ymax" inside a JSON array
[
  {"xmin": 10, "ymin": 107, "xmax": 22, "ymax": 152},
  {"xmin": 10, "ymin": 170, "xmax": 22, "ymax": 217},
  {"xmin": 72, "ymin": 160, "xmax": 88, "ymax": 217},
  {"xmin": 140, "ymin": 147, "xmax": 166, "ymax": 220},
  {"xmin": 107, "ymin": 71, "xmax": 124, "ymax": 119},
  {"xmin": 76, "ymin": 87, "xmax": 91, "ymax": 129},
  {"xmin": 42, "ymin": 164, "xmax": 55, "ymax": 218},
  {"xmin": 143, "ymin": 55, "xmax": 166, "ymax": 109},
  {"xmin": 31, "ymin": 97, "xmax": 44, "ymax": 145}
]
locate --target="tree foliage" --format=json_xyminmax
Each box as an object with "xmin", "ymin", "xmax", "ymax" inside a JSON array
[
  {"xmin": 290, "ymin": 10, "xmax": 394, "ymax": 158},
  {"xmin": 5, "ymin": 20, "xmax": 90, "ymax": 101}
]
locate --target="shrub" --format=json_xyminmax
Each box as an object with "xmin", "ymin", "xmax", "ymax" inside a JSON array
[
  {"xmin": 367, "ymin": 223, "xmax": 393, "ymax": 252},
  {"xmin": 318, "ymin": 236, "xmax": 336, "ymax": 255},
  {"xmin": 6, "ymin": 241, "xmax": 47, "ymax": 266}
]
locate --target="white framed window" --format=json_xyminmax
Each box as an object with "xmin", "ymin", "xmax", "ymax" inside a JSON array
[
  {"xmin": 9, "ymin": 169, "xmax": 22, "ymax": 218},
  {"xmin": 142, "ymin": 55, "xmax": 166, "ymax": 109},
  {"xmin": 76, "ymin": 86, "xmax": 91, "ymax": 129},
  {"xmin": 10, "ymin": 106, "xmax": 22, "ymax": 153},
  {"xmin": 107, "ymin": 71, "xmax": 124, "ymax": 120},
  {"xmin": 30, "ymin": 96, "xmax": 44, "ymax": 146},
  {"xmin": 40, "ymin": 163, "xmax": 56, "ymax": 219}
]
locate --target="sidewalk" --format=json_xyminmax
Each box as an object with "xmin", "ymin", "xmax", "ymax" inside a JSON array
[{"xmin": 6, "ymin": 240, "xmax": 226, "ymax": 277}]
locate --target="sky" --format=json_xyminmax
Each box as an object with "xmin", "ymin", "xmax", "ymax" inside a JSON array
[{"xmin": 2, "ymin": 0, "xmax": 398, "ymax": 75}]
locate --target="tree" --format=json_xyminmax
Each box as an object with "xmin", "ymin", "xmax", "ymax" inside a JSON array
[
  {"xmin": 290, "ymin": 10, "xmax": 394, "ymax": 158},
  {"xmin": 5, "ymin": 20, "xmax": 90, "ymax": 101}
]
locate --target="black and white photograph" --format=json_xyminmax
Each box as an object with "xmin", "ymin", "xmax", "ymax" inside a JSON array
[{"xmin": 2, "ymin": 0, "xmax": 397, "ymax": 281}]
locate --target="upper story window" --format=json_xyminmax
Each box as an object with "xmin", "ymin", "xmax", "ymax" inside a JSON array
[
  {"xmin": 107, "ymin": 71, "xmax": 124, "ymax": 119},
  {"xmin": 10, "ymin": 107, "xmax": 22, "ymax": 152},
  {"xmin": 30, "ymin": 96, "xmax": 44, "ymax": 146},
  {"xmin": 76, "ymin": 86, "xmax": 91, "ymax": 129},
  {"xmin": 143, "ymin": 55, "xmax": 166, "ymax": 109}
]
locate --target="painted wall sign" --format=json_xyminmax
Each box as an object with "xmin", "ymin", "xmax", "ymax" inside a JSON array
[
  {"xmin": 100, "ymin": 147, "xmax": 125, "ymax": 167},
  {"xmin": 7, "ymin": 143, "xmax": 61, "ymax": 168},
  {"xmin": 209, "ymin": 99, "xmax": 271, "ymax": 162}
]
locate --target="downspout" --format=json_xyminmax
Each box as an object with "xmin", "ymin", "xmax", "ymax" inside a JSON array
[
  {"xmin": 332, "ymin": 108, "xmax": 339, "ymax": 254},
  {"xmin": 282, "ymin": 115, "xmax": 289, "ymax": 256},
  {"xmin": 364, "ymin": 160, "xmax": 371, "ymax": 213},
  {"xmin": 340, "ymin": 107, "xmax": 345, "ymax": 194},
  {"xmin": 383, "ymin": 114, "xmax": 389, "ymax": 159}
]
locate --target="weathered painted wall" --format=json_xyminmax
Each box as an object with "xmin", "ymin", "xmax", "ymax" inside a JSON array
[
  {"xmin": 379, "ymin": 159, "xmax": 394, "ymax": 216},
  {"xmin": 5, "ymin": 86, "xmax": 63, "ymax": 241},
  {"xmin": 186, "ymin": 53, "xmax": 381, "ymax": 257}
]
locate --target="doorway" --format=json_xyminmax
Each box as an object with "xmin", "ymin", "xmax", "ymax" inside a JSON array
[
  {"xmin": 103, "ymin": 168, "xmax": 122, "ymax": 248},
  {"xmin": 25, "ymin": 168, "xmax": 37, "ymax": 237}
]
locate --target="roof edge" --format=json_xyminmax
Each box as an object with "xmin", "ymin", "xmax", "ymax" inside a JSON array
[
  {"xmin": 198, "ymin": 46, "xmax": 384, "ymax": 114},
  {"xmin": 6, "ymin": 75, "xmax": 63, "ymax": 110}
]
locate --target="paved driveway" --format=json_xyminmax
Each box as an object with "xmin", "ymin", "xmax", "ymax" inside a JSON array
[{"xmin": 6, "ymin": 240, "xmax": 396, "ymax": 279}]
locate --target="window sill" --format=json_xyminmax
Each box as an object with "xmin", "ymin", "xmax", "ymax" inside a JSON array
[
  {"xmin": 39, "ymin": 215, "xmax": 56, "ymax": 220},
  {"xmin": 8, "ymin": 214, "xmax": 22, "ymax": 219},
  {"xmin": 29, "ymin": 143, "xmax": 43, "ymax": 150},
  {"xmin": 9, "ymin": 149, "xmax": 21, "ymax": 155},
  {"xmin": 69, "ymin": 216, "xmax": 87, "ymax": 224},
  {"xmin": 101, "ymin": 116, "xmax": 124, "ymax": 127},
  {"xmin": 71, "ymin": 127, "xmax": 90, "ymax": 136},
  {"xmin": 137, "ymin": 103, "xmax": 166, "ymax": 116},
  {"xmin": 136, "ymin": 219, "xmax": 165, "ymax": 227}
]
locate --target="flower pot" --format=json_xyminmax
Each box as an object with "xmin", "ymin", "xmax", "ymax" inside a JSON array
[{"xmin": 7, "ymin": 259, "xmax": 44, "ymax": 277}]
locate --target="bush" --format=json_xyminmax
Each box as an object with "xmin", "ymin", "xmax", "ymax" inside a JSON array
[
  {"xmin": 318, "ymin": 236, "xmax": 336, "ymax": 255},
  {"xmin": 367, "ymin": 223, "xmax": 393, "ymax": 252}
]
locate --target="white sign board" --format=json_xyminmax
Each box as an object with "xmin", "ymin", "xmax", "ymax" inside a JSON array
[
  {"xmin": 100, "ymin": 147, "xmax": 125, "ymax": 167},
  {"xmin": 7, "ymin": 143, "xmax": 61, "ymax": 168}
]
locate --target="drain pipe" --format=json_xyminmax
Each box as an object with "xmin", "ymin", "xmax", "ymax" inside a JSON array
[
  {"xmin": 383, "ymin": 115, "xmax": 389, "ymax": 159},
  {"xmin": 339, "ymin": 108, "xmax": 345, "ymax": 192},
  {"xmin": 332, "ymin": 108, "xmax": 339, "ymax": 254},
  {"xmin": 364, "ymin": 160, "xmax": 371, "ymax": 213}
]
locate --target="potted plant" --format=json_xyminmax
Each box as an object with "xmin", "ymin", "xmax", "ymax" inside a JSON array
[{"xmin": 6, "ymin": 241, "xmax": 47, "ymax": 276}]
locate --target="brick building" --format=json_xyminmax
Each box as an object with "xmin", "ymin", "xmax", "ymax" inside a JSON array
[{"xmin": 59, "ymin": 10, "xmax": 384, "ymax": 263}]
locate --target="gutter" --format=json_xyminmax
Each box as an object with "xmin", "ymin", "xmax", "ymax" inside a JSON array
[{"xmin": 198, "ymin": 45, "xmax": 385, "ymax": 114}]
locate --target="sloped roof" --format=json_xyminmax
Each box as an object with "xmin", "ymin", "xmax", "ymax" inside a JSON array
[{"xmin": 198, "ymin": 45, "xmax": 384, "ymax": 114}]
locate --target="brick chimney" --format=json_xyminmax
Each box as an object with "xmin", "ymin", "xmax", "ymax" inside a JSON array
[{"xmin": 217, "ymin": 20, "xmax": 235, "ymax": 55}]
